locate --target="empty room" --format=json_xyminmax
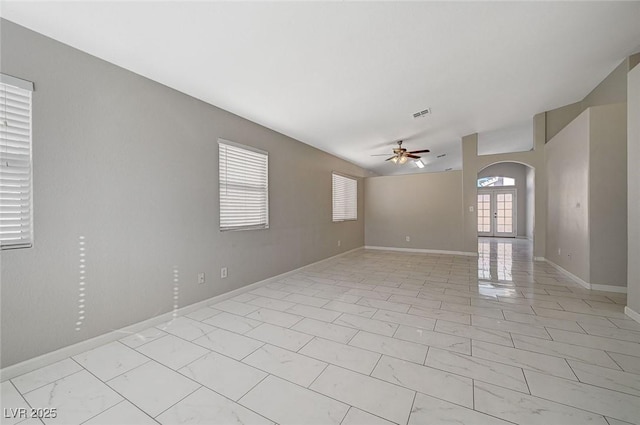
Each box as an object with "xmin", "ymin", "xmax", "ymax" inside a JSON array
[{"xmin": 1, "ymin": 1, "xmax": 640, "ymax": 424}]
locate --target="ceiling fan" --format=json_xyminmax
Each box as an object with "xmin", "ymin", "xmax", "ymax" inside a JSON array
[{"xmin": 372, "ymin": 141, "xmax": 430, "ymax": 165}]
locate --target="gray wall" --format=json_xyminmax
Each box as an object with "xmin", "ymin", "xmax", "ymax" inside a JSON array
[
  {"xmin": 628, "ymin": 64, "xmax": 640, "ymax": 313},
  {"xmin": 589, "ymin": 103, "xmax": 627, "ymax": 288},
  {"xmin": 364, "ymin": 172, "xmax": 466, "ymax": 253},
  {"xmin": 582, "ymin": 60, "xmax": 629, "ymax": 110},
  {"xmin": 631, "ymin": 53, "xmax": 640, "ymax": 71},
  {"xmin": 461, "ymin": 113, "xmax": 547, "ymax": 258},
  {"xmin": 478, "ymin": 162, "xmax": 528, "ymax": 238},
  {"xmin": 545, "ymin": 110, "xmax": 591, "ymax": 282},
  {"xmin": 0, "ymin": 20, "xmax": 367, "ymax": 367},
  {"xmin": 546, "ymin": 102, "xmax": 583, "ymax": 143},
  {"xmin": 544, "ymin": 103, "xmax": 628, "ymax": 288},
  {"xmin": 526, "ymin": 167, "xmax": 535, "ymax": 239}
]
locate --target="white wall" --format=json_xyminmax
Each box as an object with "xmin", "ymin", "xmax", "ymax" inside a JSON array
[
  {"xmin": 0, "ymin": 20, "xmax": 367, "ymax": 367},
  {"xmin": 627, "ymin": 64, "xmax": 640, "ymax": 314},
  {"xmin": 364, "ymin": 171, "xmax": 466, "ymax": 253}
]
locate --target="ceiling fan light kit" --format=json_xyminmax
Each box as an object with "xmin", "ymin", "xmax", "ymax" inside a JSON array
[
  {"xmin": 380, "ymin": 140, "xmax": 430, "ymax": 166},
  {"xmin": 389, "ymin": 156, "xmax": 405, "ymax": 164}
]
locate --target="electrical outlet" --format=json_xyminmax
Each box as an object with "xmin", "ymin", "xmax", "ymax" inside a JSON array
[
  {"xmin": 337, "ymin": 240, "xmax": 341, "ymax": 247},
  {"xmin": 220, "ymin": 267, "xmax": 228, "ymax": 279},
  {"xmin": 558, "ymin": 248, "xmax": 561, "ymax": 256},
  {"xmin": 406, "ymin": 236, "xmax": 411, "ymax": 242},
  {"xmin": 197, "ymin": 273, "xmax": 205, "ymax": 284}
]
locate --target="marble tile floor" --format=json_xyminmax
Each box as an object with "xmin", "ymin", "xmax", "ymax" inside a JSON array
[{"xmin": 2, "ymin": 238, "xmax": 640, "ymax": 425}]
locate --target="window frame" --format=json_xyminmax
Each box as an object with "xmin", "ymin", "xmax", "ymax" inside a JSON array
[
  {"xmin": 332, "ymin": 172, "xmax": 358, "ymax": 222},
  {"xmin": 477, "ymin": 176, "xmax": 516, "ymax": 188},
  {"xmin": 218, "ymin": 138, "xmax": 269, "ymax": 232},
  {"xmin": 0, "ymin": 74, "xmax": 34, "ymax": 250}
]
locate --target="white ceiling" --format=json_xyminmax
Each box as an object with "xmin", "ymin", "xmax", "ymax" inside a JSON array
[
  {"xmin": 477, "ymin": 120, "xmax": 533, "ymax": 157},
  {"xmin": 2, "ymin": 1, "xmax": 640, "ymax": 175}
]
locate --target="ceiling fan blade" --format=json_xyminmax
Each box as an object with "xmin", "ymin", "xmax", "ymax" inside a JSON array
[
  {"xmin": 408, "ymin": 149, "xmax": 430, "ymax": 154},
  {"xmin": 385, "ymin": 156, "xmax": 397, "ymax": 161},
  {"xmin": 406, "ymin": 154, "xmax": 421, "ymax": 159}
]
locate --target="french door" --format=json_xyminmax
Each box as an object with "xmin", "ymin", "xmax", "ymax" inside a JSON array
[{"xmin": 477, "ymin": 189, "xmax": 516, "ymax": 237}]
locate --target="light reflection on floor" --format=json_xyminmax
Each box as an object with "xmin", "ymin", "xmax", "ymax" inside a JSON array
[
  {"xmin": 5, "ymin": 242, "xmax": 635, "ymax": 425},
  {"xmin": 477, "ymin": 237, "xmax": 533, "ymax": 297}
]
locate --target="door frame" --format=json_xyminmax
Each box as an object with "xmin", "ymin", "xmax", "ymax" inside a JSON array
[{"xmin": 477, "ymin": 188, "xmax": 517, "ymax": 237}]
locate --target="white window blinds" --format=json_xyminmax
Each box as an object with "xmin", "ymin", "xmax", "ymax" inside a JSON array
[
  {"xmin": 219, "ymin": 139, "xmax": 269, "ymax": 231},
  {"xmin": 332, "ymin": 173, "xmax": 357, "ymax": 222},
  {"xmin": 1, "ymin": 77, "xmax": 34, "ymax": 249}
]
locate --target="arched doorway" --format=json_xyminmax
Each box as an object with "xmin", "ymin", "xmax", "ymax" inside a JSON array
[
  {"xmin": 476, "ymin": 162, "xmax": 534, "ymax": 239},
  {"xmin": 476, "ymin": 162, "xmax": 535, "ymax": 268}
]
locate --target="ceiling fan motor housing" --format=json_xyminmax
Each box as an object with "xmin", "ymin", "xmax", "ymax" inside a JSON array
[
  {"xmin": 382, "ymin": 140, "xmax": 430, "ymax": 164},
  {"xmin": 393, "ymin": 140, "xmax": 406, "ymax": 154}
]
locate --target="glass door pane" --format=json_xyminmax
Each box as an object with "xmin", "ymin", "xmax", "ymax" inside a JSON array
[
  {"xmin": 494, "ymin": 189, "xmax": 516, "ymax": 237},
  {"xmin": 477, "ymin": 192, "xmax": 492, "ymax": 235}
]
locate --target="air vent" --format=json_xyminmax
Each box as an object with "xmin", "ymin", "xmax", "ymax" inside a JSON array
[
  {"xmin": 437, "ymin": 154, "xmax": 446, "ymax": 158},
  {"xmin": 412, "ymin": 108, "xmax": 431, "ymax": 118}
]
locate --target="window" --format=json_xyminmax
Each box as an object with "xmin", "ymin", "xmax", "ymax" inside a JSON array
[
  {"xmin": 332, "ymin": 173, "xmax": 357, "ymax": 221},
  {"xmin": 477, "ymin": 176, "xmax": 515, "ymax": 187},
  {"xmin": 219, "ymin": 139, "xmax": 268, "ymax": 231},
  {"xmin": 1, "ymin": 75, "xmax": 34, "ymax": 249}
]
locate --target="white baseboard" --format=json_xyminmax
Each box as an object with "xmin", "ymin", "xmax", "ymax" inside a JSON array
[
  {"xmin": 591, "ymin": 284, "xmax": 627, "ymax": 294},
  {"xmin": 364, "ymin": 245, "xmax": 478, "ymax": 257},
  {"xmin": 0, "ymin": 246, "xmax": 363, "ymax": 382},
  {"xmin": 543, "ymin": 258, "xmax": 590, "ymax": 290},
  {"xmin": 534, "ymin": 256, "xmax": 546, "ymax": 261},
  {"xmin": 542, "ymin": 259, "xmax": 627, "ymax": 293},
  {"xmin": 625, "ymin": 306, "xmax": 640, "ymax": 324}
]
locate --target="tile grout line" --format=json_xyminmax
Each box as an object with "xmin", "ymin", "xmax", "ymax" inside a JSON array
[
  {"xmin": 11, "ymin": 364, "xmax": 85, "ymax": 398},
  {"xmin": 151, "ymin": 384, "xmax": 203, "ymax": 420},
  {"xmin": 472, "ymin": 378, "xmax": 476, "ymax": 411},
  {"xmin": 338, "ymin": 406, "xmax": 353, "ymax": 425},
  {"xmin": 78, "ymin": 399, "xmax": 161, "ymax": 425},
  {"xmin": 521, "ymin": 365, "xmax": 533, "ymax": 395},
  {"xmin": 7, "ymin": 246, "xmax": 634, "ymax": 425},
  {"xmin": 557, "ymin": 359, "xmax": 640, "ymax": 397},
  {"xmin": 9, "ymin": 379, "xmax": 43, "ymax": 424},
  {"xmin": 367, "ymin": 353, "xmax": 384, "ymax": 377},
  {"xmin": 517, "ymin": 371, "xmax": 635, "ymax": 423},
  {"xmin": 405, "ymin": 391, "xmax": 418, "ymax": 425},
  {"xmin": 68, "ymin": 357, "xmax": 160, "ymax": 424},
  {"xmin": 501, "ymin": 332, "xmax": 638, "ymax": 365},
  {"xmin": 156, "ymin": 365, "xmax": 274, "ymax": 424},
  {"xmin": 295, "ymin": 335, "xmax": 317, "ymax": 354},
  {"xmin": 306, "ymin": 362, "xmax": 330, "ymax": 389},
  {"xmin": 251, "ymin": 364, "xmax": 402, "ymax": 423},
  {"xmin": 235, "ymin": 373, "xmax": 270, "ymax": 403}
]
